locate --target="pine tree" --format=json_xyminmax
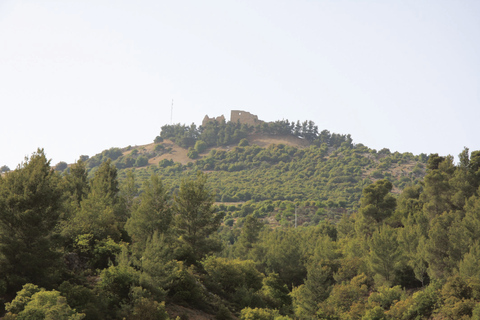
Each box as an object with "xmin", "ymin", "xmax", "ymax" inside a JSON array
[
  {"xmin": 0, "ymin": 149, "xmax": 63, "ymax": 292},
  {"xmin": 368, "ymin": 225, "xmax": 401, "ymax": 284},
  {"xmin": 174, "ymin": 172, "xmax": 223, "ymax": 265},
  {"xmin": 126, "ymin": 174, "xmax": 172, "ymax": 254}
]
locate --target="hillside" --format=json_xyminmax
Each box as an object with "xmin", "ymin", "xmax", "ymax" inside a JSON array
[
  {"xmin": 116, "ymin": 133, "xmax": 311, "ymax": 167},
  {"xmin": 3, "ymin": 120, "xmax": 480, "ymax": 320},
  {"xmin": 77, "ymin": 117, "xmax": 427, "ymax": 228}
]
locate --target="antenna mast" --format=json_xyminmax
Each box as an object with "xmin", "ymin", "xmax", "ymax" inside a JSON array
[{"xmin": 170, "ymin": 99, "xmax": 174, "ymax": 124}]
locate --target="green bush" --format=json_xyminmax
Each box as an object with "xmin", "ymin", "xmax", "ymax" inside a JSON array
[
  {"xmin": 55, "ymin": 161, "xmax": 68, "ymax": 171},
  {"xmin": 187, "ymin": 148, "xmax": 199, "ymax": 159},
  {"xmin": 240, "ymin": 307, "xmax": 280, "ymax": 320},
  {"xmin": 195, "ymin": 140, "xmax": 208, "ymax": 153},
  {"xmin": 362, "ymin": 306, "xmax": 386, "ymax": 320},
  {"xmin": 135, "ymin": 156, "xmax": 149, "ymax": 167},
  {"xmin": 239, "ymin": 138, "xmax": 249, "ymax": 147},
  {"xmin": 5, "ymin": 284, "xmax": 85, "ymax": 320},
  {"xmin": 202, "ymin": 257, "xmax": 263, "ymax": 306}
]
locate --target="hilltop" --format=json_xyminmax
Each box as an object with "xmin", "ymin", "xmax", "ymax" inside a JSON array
[
  {"xmin": 4, "ymin": 114, "xmax": 480, "ymax": 320},
  {"xmin": 74, "ymin": 111, "xmax": 427, "ymax": 227}
]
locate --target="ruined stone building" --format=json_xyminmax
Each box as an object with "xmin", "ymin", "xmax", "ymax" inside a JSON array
[
  {"xmin": 202, "ymin": 110, "xmax": 263, "ymax": 127},
  {"xmin": 230, "ymin": 110, "xmax": 262, "ymax": 126},
  {"xmin": 202, "ymin": 114, "xmax": 226, "ymax": 127}
]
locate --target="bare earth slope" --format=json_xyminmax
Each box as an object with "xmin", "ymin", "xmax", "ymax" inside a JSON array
[{"xmin": 140, "ymin": 134, "xmax": 310, "ymax": 166}]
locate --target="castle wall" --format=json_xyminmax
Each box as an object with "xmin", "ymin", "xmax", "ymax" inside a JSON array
[
  {"xmin": 202, "ymin": 110, "xmax": 262, "ymax": 126},
  {"xmin": 202, "ymin": 114, "xmax": 225, "ymax": 127},
  {"xmin": 230, "ymin": 110, "xmax": 261, "ymax": 126}
]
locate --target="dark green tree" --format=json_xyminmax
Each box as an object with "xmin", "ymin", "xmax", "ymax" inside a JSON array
[
  {"xmin": 90, "ymin": 159, "xmax": 120, "ymax": 206},
  {"xmin": 421, "ymin": 155, "xmax": 455, "ymax": 219},
  {"xmin": 450, "ymin": 148, "xmax": 476, "ymax": 210},
  {"xmin": 125, "ymin": 174, "xmax": 172, "ymax": 253},
  {"xmin": 135, "ymin": 156, "xmax": 148, "ymax": 168},
  {"xmin": 425, "ymin": 212, "xmax": 456, "ymax": 280},
  {"xmin": 62, "ymin": 159, "xmax": 89, "ymax": 206},
  {"xmin": 63, "ymin": 160, "xmax": 124, "ymax": 242},
  {"xmin": 255, "ymin": 229, "xmax": 307, "ymax": 288},
  {"xmin": 119, "ymin": 169, "xmax": 138, "ymax": 214},
  {"xmin": 61, "ymin": 160, "xmax": 126, "ymax": 269},
  {"xmin": 187, "ymin": 148, "xmax": 199, "ymax": 159},
  {"xmin": 194, "ymin": 140, "xmax": 207, "ymax": 153},
  {"xmin": 0, "ymin": 149, "xmax": 63, "ymax": 292},
  {"xmin": 174, "ymin": 172, "xmax": 223, "ymax": 265},
  {"xmin": 235, "ymin": 214, "xmax": 263, "ymax": 257},
  {"xmin": 291, "ymin": 262, "xmax": 334, "ymax": 319},
  {"xmin": 359, "ymin": 179, "xmax": 397, "ymax": 223},
  {"xmin": 397, "ymin": 216, "xmax": 429, "ymax": 286},
  {"xmin": 54, "ymin": 161, "xmax": 68, "ymax": 172},
  {"xmin": 368, "ymin": 225, "xmax": 401, "ymax": 284},
  {"xmin": 356, "ymin": 180, "xmax": 396, "ymax": 238},
  {"xmin": 395, "ymin": 185, "xmax": 423, "ymax": 223},
  {"xmin": 259, "ymin": 273, "xmax": 292, "ymax": 314}
]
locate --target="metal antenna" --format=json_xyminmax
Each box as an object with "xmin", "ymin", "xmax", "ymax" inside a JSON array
[{"xmin": 170, "ymin": 99, "xmax": 174, "ymax": 124}]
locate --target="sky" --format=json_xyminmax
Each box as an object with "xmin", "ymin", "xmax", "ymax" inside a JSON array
[{"xmin": 1, "ymin": 1, "xmax": 479, "ymax": 169}]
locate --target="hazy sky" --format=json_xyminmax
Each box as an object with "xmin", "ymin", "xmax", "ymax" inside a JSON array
[{"xmin": 1, "ymin": 1, "xmax": 479, "ymax": 169}]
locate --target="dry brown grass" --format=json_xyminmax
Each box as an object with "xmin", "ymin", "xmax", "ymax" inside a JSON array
[{"xmin": 127, "ymin": 134, "xmax": 310, "ymax": 167}]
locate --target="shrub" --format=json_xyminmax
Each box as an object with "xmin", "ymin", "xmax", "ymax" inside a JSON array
[
  {"xmin": 195, "ymin": 140, "xmax": 208, "ymax": 153},
  {"xmin": 5, "ymin": 283, "xmax": 42, "ymax": 315},
  {"xmin": 135, "ymin": 156, "xmax": 148, "ymax": 167},
  {"xmin": 187, "ymin": 148, "xmax": 199, "ymax": 159},
  {"xmin": 55, "ymin": 161, "xmax": 68, "ymax": 171},
  {"xmin": 239, "ymin": 139, "xmax": 249, "ymax": 147},
  {"xmin": 97, "ymin": 265, "xmax": 140, "ymax": 310},
  {"xmin": 5, "ymin": 284, "xmax": 85, "ymax": 320},
  {"xmin": 202, "ymin": 257, "xmax": 263, "ymax": 307},
  {"xmin": 130, "ymin": 298, "xmax": 169, "ymax": 320},
  {"xmin": 224, "ymin": 218, "xmax": 235, "ymax": 227},
  {"xmin": 362, "ymin": 306, "xmax": 386, "ymax": 320},
  {"xmin": 240, "ymin": 307, "xmax": 279, "ymax": 320}
]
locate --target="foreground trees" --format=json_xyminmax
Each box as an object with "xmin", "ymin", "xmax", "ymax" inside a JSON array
[
  {"xmin": 2, "ymin": 147, "xmax": 480, "ymax": 319},
  {"xmin": 125, "ymin": 174, "xmax": 172, "ymax": 254},
  {"xmin": 174, "ymin": 173, "xmax": 223, "ymax": 265},
  {"xmin": 0, "ymin": 150, "xmax": 63, "ymax": 292}
]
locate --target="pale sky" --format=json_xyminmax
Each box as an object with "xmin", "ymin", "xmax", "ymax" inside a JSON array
[{"xmin": 1, "ymin": 1, "xmax": 479, "ymax": 169}]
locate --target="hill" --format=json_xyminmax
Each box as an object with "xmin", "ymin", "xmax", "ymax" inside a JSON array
[
  {"xmin": 4, "ymin": 118, "xmax": 480, "ymax": 320},
  {"xmin": 77, "ymin": 116, "xmax": 427, "ymax": 227}
]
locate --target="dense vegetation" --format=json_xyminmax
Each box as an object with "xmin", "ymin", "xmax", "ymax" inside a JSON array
[
  {"xmin": 80, "ymin": 120, "xmax": 427, "ymax": 224},
  {"xmin": 2, "ymin": 118, "xmax": 480, "ymax": 319},
  {"xmin": 158, "ymin": 119, "xmax": 353, "ymax": 149}
]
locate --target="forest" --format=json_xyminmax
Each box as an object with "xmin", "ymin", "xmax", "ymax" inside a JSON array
[
  {"xmin": 1, "ymin": 118, "xmax": 480, "ymax": 320},
  {"xmin": 81, "ymin": 119, "xmax": 427, "ymax": 223}
]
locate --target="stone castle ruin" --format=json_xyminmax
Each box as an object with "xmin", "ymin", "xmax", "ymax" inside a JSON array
[
  {"xmin": 230, "ymin": 110, "xmax": 262, "ymax": 126},
  {"xmin": 202, "ymin": 114, "xmax": 225, "ymax": 127},
  {"xmin": 202, "ymin": 110, "xmax": 262, "ymax": 127}
]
